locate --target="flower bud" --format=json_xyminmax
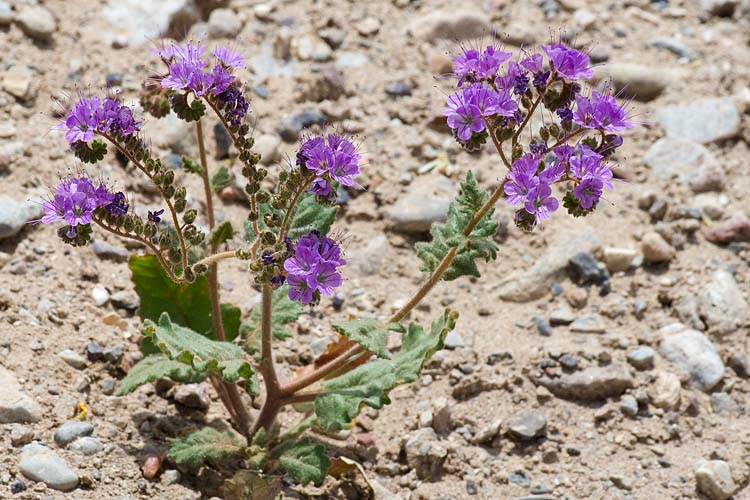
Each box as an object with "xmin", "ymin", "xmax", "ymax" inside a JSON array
[{"xmin": 183, "ymin": 209, "xmax": 197, "ymax": 224}]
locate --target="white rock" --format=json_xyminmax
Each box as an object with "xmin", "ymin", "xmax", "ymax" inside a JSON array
[
  {"xmin": 656, "ymin": 98, "xmax": 740, "ymax": 144},
  {"xmin": 14, "ymin": 6, "xmax": 57, "ymax": 40},
  {"xmin": 2, "ymin": 65, "xmax": 36, "ymax": 102},
  {"xmin": 603, "ymin": 247, "xmax": 640, "ymax": 273},
  {"xmin": 648, "ymin": 370, "xmax": 681, "ymax": 409},
  {"xmin": 658, "ymin": 324, "xmax": 724, "ymax": 392},
  {"xmin": 59, "ymin": 350, "xmax": 87, "ymax": 370},
  {"xmin": 0, "ymin": 365, "xmax": 41, "ymax": 424},
  {"xmin": 641, "ymin": 231, "xmax": 675, "ymax": 264},
  {"xmin": 91, "ymin": 286, "xmax": 110, "ymax": 307},
  {"xmin": 407, "ymin": 10, "xmax": 491, "ymax": 42},
  {"xmin": 254, "ymin": 134, "xmax": 281, "ymax": 165},
  {"xmin": 695, "ymin": 460, "xmax": 736, "ymax": 500},
  {"xmin": 697, "ymin": 270, "xmax": 750, "ymax": 337},
  {"xmin": 207, "ymin": 8, "xmax": 242, "ymax": 38}
]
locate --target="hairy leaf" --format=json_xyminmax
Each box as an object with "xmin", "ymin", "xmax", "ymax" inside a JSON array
[
  {"xmin": 170, "ymin": 93, "xmax": 205, "ymax": 122},
  {"xmin": 116, "ymin": 354, "xmax": 205, "ymax": 395},
  {"xmin": 168, "ymin": 427, "xmax": 245, "ymax": 467},
  {"xmin": 182, "ymin": 157, "xmax": 204, "ymax": 175},
  {"xmin": 315, "ymin": 309, "xmax": 458, "ymax": 431},
  {"xmin": 289, "ymin": 193, "xmax": 338, "ymax": 239},
  {"xmin": 211, "ymin": 166, "xmax": 232, "ymax": 193},
  {"xmin": 272, "ymin": 438, "xmax": 330, "ymax": 486},
  {"xmin": 243, "ymin": 203, "xmax": 281, "ymax": 242},
  {"xmin": 129, "ymin": 255, "xmax": 241, "ymax": 347},
  {"xmin": 243, "ymin": 285, "xmax": 304, "ymax": 354},
  {"xmin": 144, "ymin": 313, "xmax": 254, "ymax": 390},
  {"xmin": 331, "ymin": 319, "xmax": 404, "ymax": 359},
  {"xmin": 210, "ymin": 221, "xmax": 235, "ymax": 248},
  {"xmin": 415, "ymin": 171, "xmax": 498, "ymax": 281},
  {"xmin": 72, "ymin": 139, "xmax": 107, "ymax": 164},
  {"xmin": 224, "ymin": 471, "xmax": 282, "ymax": 500}
]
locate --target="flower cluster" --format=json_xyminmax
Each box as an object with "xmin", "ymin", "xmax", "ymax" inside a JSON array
[
  {"xmin": 36, "ymin": 176, "xmax": 123, "ymax": 239},
  {"xmin": 61, "ymin": 96, "xmax": 140, "ymax": 146},
  {"xmin": 156, "ymin": 43, "xmax": 243, "ymax": 98},
  {"xmin": 296, "ymin": 134, "xmax": 361, "ymax": 197},
  {"xmin": 444, "ymin": 39, "xmax": 633, "ymax": 230},
  {"xmin": 283, "ymin": 231, "xmax": 346, "ymax": 305}
]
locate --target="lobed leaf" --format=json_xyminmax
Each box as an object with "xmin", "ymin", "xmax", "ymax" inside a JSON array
[
  {"xmin": 116, "ymin": 354, "xmax": 206, "ymax": 395},
  {"xmin": 314, "ymin": 309, "xmax": 458, "ymax": 431},
  {"xmin": 170, "ymin": 92, "xmax": 205, "ymax": 122},
  {"xmin": 415, "ymin": 171, "xmax": 498, "ymax": 281},
  {"xmin": 129, "ymin": 255, "xmax": 241, "ymax": 348},
  {"xmin": 210, "ymin": 220, "xmax": 235, "ymax": 248},
  {"xmin": 272, "ymin": 437, "xmax": 330, "ymax": 486},
  {"xmin": 182, "ymin": 156, "xmax": 204, "ymax": 175},
  {"xmin": 210, "ymin": 166, "xmax": 232, "ymax": 193},
  {"xmin": 330, "ymin": 319, "xmax": 404, "ymax": 359},
  {"xmin": 72, "ymin": 139, "xmax": 107, "ymax": 164},
  {"xmin": 288, "ymin": 193, "xmax": 338, "ymax": 239},
  {"xmin": 168, "ymin": 427, "xmax": 245, "ymax": 467},
  {"xmin": 144, "ymin": 312, "xmax": 254, "ymax": 391}
]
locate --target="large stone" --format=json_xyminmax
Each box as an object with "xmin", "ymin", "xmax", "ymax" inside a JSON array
[
  {"xmin": 641, "ymin": 231, "xmax": 675, "ymax": 264},
  {"xmin": 254, "ymin": 134, "xmax": 281, "ymax": 165},
  {"xmin": 14, "ymin": 6, "xmax": 57, "ymax": 41},
  {"xmin": 593, "ymin": 63, "xmax": 679, "ymax": 101},
  {"xmin": 697, "ymin": 270, "xmax": 750, "ymax": 337},
  {"xmin": 658, "ymin": 324, "xmax": 724, "ymax": 391},
  {"xmin": 2, "ymin": 65, "xmax": 37, "ymax": 102},
  {"xmin": 603, "ymin": 247, "xmax": 640, "ymax": 273},
  {"xmin": 407, "ymin": 11, "xmax": 491, "ymax": 42},
  {"xmin": 695, "ymin": 460, "xmax": 736, "ymax": 500},
  {"xmin": 496, "ymin": 228, "xmax": 600, "ymax": 302},
  {"xmin": 507, "ymin": 411, "xmax": 546, "ymax": 441},
  {"xmin": 655, "ymin": 98, "xmax": 740, "ymax": 144},
  {"xmin": 536, "ymin": 363, "xmax": 634, "ymax": 401},
  {"xmin": 349, "ymin": 235, "xmax": 389, "ymax": 276},
  {"xmin": 207, "ymin": 8, "xmax": 241, "ymax": 38},
  {"xmin": 102, "ymin": 0, "xmax": 212, "ymax": 47},
  {"xmin": 19, "ymin": 443, "xmax": 78, "ymax": 492},
  {"xmin": 0, "ymin": 365, "xmax": 41, "ymax": 424},
  {"xmin": 643, "ymin": 137, "xmax": 723, "ymax": 192},
  {"xmin": 54, "ymin": 421, "xmax": 95, "ymax": 447},
  {"xmin": 403, "ymin": 428, "xmax": 447, "ymax": 480},
  {"xmin": 0, "ymin": 196, "xmax": 43, "ymax": 239},
  {"xmin": 389, "ymin": 175, "xmax": 457, "ymax": 233}
]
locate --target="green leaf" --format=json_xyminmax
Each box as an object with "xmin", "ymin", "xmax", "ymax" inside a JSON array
[
  {"xmin": 272, "ymin": 438, "xmax": 330, "ymax": 486},
  {"xmin": 315, "ymin": 309, "xmax": 458, "ymax": 432},
  {"xmin": 211, "ymin": 166, "xmax": 232, "ymax": 193},
  {"xmin": 243, "ymin": 285, "xmax": 304, "ymax": 352},
  {"xmin": 129, "ymin": 254, "xmax": 241, "ymax": 347},
  {"xmin": 182, "ymin": 157, "xmax": 204, "ymax": 175},
  {"xmin": 288, "ymin": 193, "xmax": 337, "ymax": 239},
  {"xmin": 210, "ymin": 221, "xmax": 235, "ymax": 248},
  {"xmin": 169, "ymin": 93, "xmax": 205, "ymax": 122},
  {"xmin": 224, "ymin": 471, "xmax": 282, "ymax": 500},
  {"xmin": 72, "ymin": 139, "xmax": 107, "ymax": 164},
  {"xmin": 415, "ymin": 171, "xmax": 498, "ymax": 281},
  {"xmin": 168, "ymin": 427, "xmax": 245, "ymax": 467},
  {"xmin": 244, "ymin": 203, "xmax": 282, "ymax": 242},
  {"xmin": 116, "ymin": 354, "xmax": 206, "ymax": 395},
  {"xmin": 144, "ymin": 313, "xmax": 254, "ymax": 390},
  {"xmin": 331, "ymin": 318, "xmax": 404, "ymax": 359}
]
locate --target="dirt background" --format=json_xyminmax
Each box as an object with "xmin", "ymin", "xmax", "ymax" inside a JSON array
[{"xmin": 1, "ymin": 0, "xmax": 750, "ymax": 499}]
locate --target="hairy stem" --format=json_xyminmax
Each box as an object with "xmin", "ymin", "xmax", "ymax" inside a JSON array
[
  {"xmin": 194, "ymin": 250, "xmax": 237, "ymax": 267},
  {"xmin": 252, "ymin": 284, "xmax": 281, "ymax": 434},
  {"xmin": 276, "ymin": 176, "xmax": 315, "ymax": 243},
  {"xmin": 484, "ymin": 117, "xmax": 511, "ymax": 170},
  {"xmin": 512, "ymin": 90, "xmax": 546, "ymax": 148},
  {"xmin": 196, "ymin": 120, "xmax": 214, "ymax": 228},
  {"xmin": 101, "ymin": 134, "xmax": 188, "ymax": 273}
]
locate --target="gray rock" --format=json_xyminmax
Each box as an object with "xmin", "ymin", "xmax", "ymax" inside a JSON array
[
  {"xmin": 2, "ymin": 65, "xmax": 37, "ymax": 102},
  {"xmin": 403, "ymin": 428, "xmax": 447, "ymax": 480},
  {"xmin": 674, "ymin": 294, "xmax": 706, "ymax": 331},
  {"xmin": 0, "ymin": 196, "xmax": 43, "ymax": 239},
  {"xmin": 109, "ymin": 290, "xmax": 139, "ymax": 311},
  {"xmin": 0, "ymin": 366, "xmax": 41, "ymax": 424},
  {"xmin": 389, "ymin": 175, "xmax": 457, "ymax": 233},
  {"xmin": 161, "ymin": 469, "xmax": 181, "ymax": 486},
  {"xmin": 507, "ymin": 412, "xmax": 546, "ymax": 441},
  {"xmin": 568, "ymin": 252, "xmax": 609, "ymax": 287},
  {"xmin": 69, "ymin": 436, "xmax": 103, "ymax": 456},
  {"xmin": 697, "ymin": 270, "xmax": 750, "ymax": 337},
  {"xmin": 549, "ymin": 306, "xmax": 576, "ymax": 326},
  {"xmin": 593, "ymin": 63, "xmax": 679, "ymax": 101},
  {"xmin": 207, "ymin": 8, "xmax": 241, "ymax": 38},
  {"xmin": 570, "ymin": 314, "xmax": 606, "ymax": 334},
  {"xmin": 213, "ymin": 122, "xmax": 231, "ymax": 159},
  {"xmin": 728, "ymin": 353, "xmax": 750, "ymax": 378},
  {"xmin": 14, "ymin": 6, "xmax": 57, "ymax": 41},
  {"xmin": 254, "ymin": 134, "xmax": 281, "ymax": 165},
  {"xmin": 658, "ymin": 324, "xmax": 724, "ymax": 391},
  {"xmin": 91, "ymin": 240, "xmax": 129, "ymax": 261},
  {"xmin": 619, "ymin": 394, "xmax": 639, "ymax": 417},
  {"xmin": 655, "ymin": 98, "xmax": 740, "ymax": 144},
  {"xmin": 471, "ymin": 419, "xmax": 502, "ymax": 444},
  {"xmin": 537, "ymin": 363, "xmax": 634, "ymax": 401},
  {"xmin": 278, "ymin": 110, "xmax": 327, "ymax": 142},
  {"xmin": 695, "ymin": 460, "xmax": 736, "ymax": 500},
  {"xmin": 102, "ymin": 0, "xmax": 208, "ymax": 47},
  {"xmin": 627, "ymin": 346, "xmax": 655, "ymax": 370},
  {"xmin": 10, "ymin": 425, "xmax": 33, "ymax": 447},
  {"xmin": 643, "ymin": 137, "xmax": 723, "ymax": 192},
  {"xmin": 19, "ymin": 443, "xmax": 78, "ymax": 492},
  {"xmin": 349, "ymin": 235, "xmax": 389, "ymax": 276},
  {"xmin": 649, "ymin": 370, "xmax": 681, "ymax": 410},
  {"xmin": 710, "ymin": 392, "xmax": 741, "ymax": 416},
  {"xmin": 641, "ymin": 231, "xmax": 675, "ymax": 264},
  {"xmin": 443, "ymin": 330, "xmax": 465, "ymax": 349},
  {"xmin": 497, "ymin": 228, "xmax": 600, "ymax": 302},
  {"xmin": 54, "ymin": 421, "xmax": 94, "ymax": 447},
  {"xmin": 385, "ymin": 82, "xmax": 413, "ymax": 97},
  {"xmin": 650, "ymin": 38, "xmax": 699, "ymax": 61},
  {"xmin": 407, "ymin": 11, "xmax": 491, "ymax": 42},
  {"xmin": 432, "ymin": 398, "xmax": 452, "ymax": 435},
  {"xmin": 58, "ymin": 350, "xmax": 87, "ymax": 370},
  {"xmin": 603, "ymin": 247, "xmax": 640, "ymax": 273},
  {"xmin": 174, "ymin": 383, "xmax": 210, "ymax": 410},
  {"xmin": 335, "ymin": 51, "xmax": 369, "ymax": 69},
  {"xmin": 291, "ymin": 34, "xmax": 332, "ymax": 61}
]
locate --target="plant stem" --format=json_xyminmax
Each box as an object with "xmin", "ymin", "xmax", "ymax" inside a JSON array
[
  {"xmin": 484, "ymin": 117, "xmax": 511, "ymax": 170},
  {"xmin": 195, "ymin": 120, "xmax": 253, "ymax": 438},
  {"xmin": 276, "ymin": 176, "xmax": 314, "ymax": 243},
  {"xmin": 101, "ymin": 134, "xmax": 189, "ymax": 274},
  {"xmin": 252, "ymin": 284, "xmax": 281, "ymax": 434},
  {"xmin": 194, "ymin": 250, "xmax": 237, "ymax": 267}
]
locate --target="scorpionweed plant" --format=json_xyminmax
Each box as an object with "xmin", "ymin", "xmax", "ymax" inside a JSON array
[{"xmin": 38, "ymin": 37, "xmax": 633, "ymax": 495}]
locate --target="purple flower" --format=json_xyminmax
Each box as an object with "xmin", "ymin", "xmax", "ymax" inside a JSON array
[
  {"xmin": 328, "ymin": 134, "xmax": 361, "ymax": 187},
  {"xmin": 161, "ymin": 60, "xmax": 202, "ymax": 91},
  {"xmin": 261, "ymin": 251, "xmax": 276, "ymax": 266},
  {"xmin": 106, "ymin": 192, "xmax": 129, "ymax": 216},
  {"xmin": 532, "ymin": 70, "xmax": 550, "ymax": 89},
  {"xmin": 284, "ymin": 231, "xmax": 346, "ymax": 304},
  {"xmin": 37, "ymin": 177, "xmax": 113, "ymax": 229},
  {"xmin": 209, "ymin": 65, "xmax": 235, "ymax": 95},
  {"xmin": 463, "ymin": 84, "xmax": 518, "ymax": 118},
  {"xmin": 539, "ymin": 161, "xmax": 565, "ymax": 184},
  {"xmin": 542, "ymin": 43, "xmax": 593, "ymax": 80},
  {"xmin": 569, "ymin": 145, "xmax": 603, "ymax": 179},
  {"xmin": 495, "ymin": 62, "xmax": 524, "ymax": 93},
  {"xmin": 476, "ymin": 46, "xmax": 512, "ymax": 79},
  {"xmin": 524, "ymin": 183, "xmax": 559, "ymax": 220},
  {"xmin": 579, "ymin": 91, "xmax": 633, "ymax": 133},
  {"xmin": 556, "ymin": 107, "xmax": 573, "ymax": 123},
  {"xmin": 529, "ymin": 142, "xmax": 547, "ymax": 155},
  {"xmin": 443, "ymin": 93, "xmax": 484, "ymax": 141},
  {"xmin": 513, "ymin": 73, "xmax": 529, "ymax": 96},
  {"xmin": 573, "ymin": 177, "xmax": 603, "ymax": 209},
  {"xmin": 148, "ymin": 209, "xmax": 165, "ymax": 223},
  {"xmin": 504, "ymin": 154, "xmax": 540, "ymax": 206},
  {"xmin": 63, "ymin": 98, "xmax": 99, "ymax": 144},
  {"xmin": 520, "ymin": 53, "xmax": 543, "ymax": 73},
  {"xmin": 216, "ymin": 88, "xmax": 249, "ymax": 126},
  {"xmin": 213, "ymin": 47, "xmax": 245, "ymax": 69},
  {"xmin": 298, "ymin": 134, "xmax": 361, "ymax": 187},
  {"xmin": 453, "ymin": 49, "xmax": 480, "ymax": 86},
  {"xmin": 310, "ymin": 178, "xmax": 333, "ymax": 196}
]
